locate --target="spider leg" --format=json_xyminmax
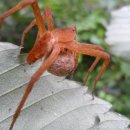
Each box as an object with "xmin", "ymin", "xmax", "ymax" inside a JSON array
[
  {"xmin": 77, "ymin": 43, "xmax": 105, "ymax": 85},
  {"xmin": 0, "ymin": 0, "xmax": 45, "ymax": 35},
  {"xmin": 77, "ymin": 42, "xmax": 104, "ymax": 51},
  {"xmin": 20, "ymin": 6, "xmax": 54, "ymax": 47},
  {"xmin": 66, "ymin": 43, "xmax": 104, "ymax": 79},
  {"xmin": 20, "ymin": 19, "xmax": 43, "ymax": 47},
  {"xmin": 9, "ymin": 44, "xmax": 60, "ymax": 130},
  {"xmin": 60, "ymin": 42, "xmax": 110, "ymax": 99},
  {"xmin": 44, "ymin": 6, "xmax": 54, "ymax": 31},
  {"xmin": 84, "ymin": 56, "xmax": 100, "ymax": 84},
  {"xmin": 0, "ymin": 0, "xmax": 33, "ymax": 27}
]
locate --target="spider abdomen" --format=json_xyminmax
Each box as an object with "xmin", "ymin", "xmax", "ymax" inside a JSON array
[{"xmin": 47, "ymin": 51, "xmax": 75, "ymax": 76}]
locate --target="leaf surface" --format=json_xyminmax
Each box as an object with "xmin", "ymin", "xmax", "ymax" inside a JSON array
[{"xmin": 0, "ymin": 42, "xmax": 130, "ymax": 130}]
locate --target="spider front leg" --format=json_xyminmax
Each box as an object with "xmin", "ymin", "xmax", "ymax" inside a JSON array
[
  {"xmin": 0, "ymin": 0, "xmax": 45, "ymax": 35},
  {"xmin": 60, "ymin": 42, "xmax": 110, "ymax": 99},
  {"xmin": 9, "ymin": 44, "xmax": 60, "ymax": 130},
  {"xmin": 0, "ymin": 0, "xmax": 34, "ymax": 24}
]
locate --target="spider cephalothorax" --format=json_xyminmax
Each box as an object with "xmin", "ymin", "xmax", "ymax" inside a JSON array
[
  {"xmin": 0, "ymin": 0, "xmax": 110, "ymax": 130},
  {"xmin": 27, "ymin": 26, "xmax": 77, "ymax": 76},
  {"xmin": 53, "ymin": 26, "xmax": 77, "ymax": 42}
]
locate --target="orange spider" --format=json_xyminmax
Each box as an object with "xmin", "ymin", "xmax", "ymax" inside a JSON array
[{"xmin": 0, "ymin": 0, "xmax": 110, "ymax": 130}]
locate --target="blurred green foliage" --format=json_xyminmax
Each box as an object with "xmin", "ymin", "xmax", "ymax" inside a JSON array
[{"xmin": 0, "ymin": 0, "xmax": 130, "ymax": 119}]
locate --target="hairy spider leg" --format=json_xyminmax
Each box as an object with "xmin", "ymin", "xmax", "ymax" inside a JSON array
[
  {"xmin": 0, "ymin": 0, "xmax": 45, "ymax": 35},
  {"xmin": 60, "ymin": 42, "xmax": 110, "ymax": 99},
  {"xmin": 9, "ymin": 44, "xmax": 60, "ymax": 130},
  {"xmin": 20, "ymin": 6, "xmax": 54, "ymax": 47}
]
